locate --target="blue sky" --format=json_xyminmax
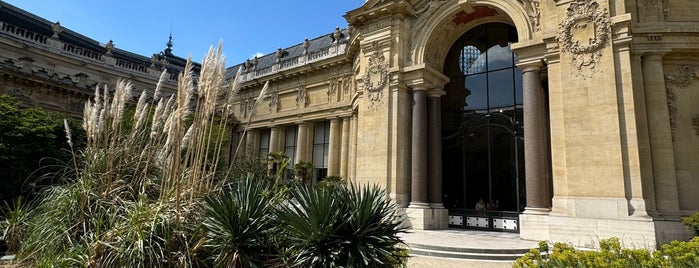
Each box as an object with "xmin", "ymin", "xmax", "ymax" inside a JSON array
[{"xmin": 5, "ymin": 0, "xmax": 364, "ymax": 66}]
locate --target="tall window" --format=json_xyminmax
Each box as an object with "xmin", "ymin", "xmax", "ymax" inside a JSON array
[
  {"xmin": 259, "ymin": 129, "xmax": 270, "ymax": 158},
  {"xmin": 312, "ymin": 121, "xmax": 330, "ymax": 181},
  {"xmin": 442, "ymin": 23, "xmax": 525, "ymax": 212},
  {"xmin": 283, "ymin": 125, "xmax": 298, "ymax": 179}
]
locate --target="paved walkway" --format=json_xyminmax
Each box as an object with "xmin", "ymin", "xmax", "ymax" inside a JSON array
[{"xmin": 401, "ymin": 229, "xmax": 539, "ymax": 268}]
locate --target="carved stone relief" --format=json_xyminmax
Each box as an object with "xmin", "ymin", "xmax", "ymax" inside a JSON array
[
  {"xmin": 693, "ymin": 115, "xmax": 699, "ymax": 136},
  {"xmin": 520, "ymin": 0, "xmax": 541, "ymax": 32},
  {"xmin": 361, "ymin": 41, "xmax": 388, "ymax": 109},
  {"xmin": 239, "ymin": 96, "xmax": 255, "ymax": 118},
  {"xmin": 664, "ymin": 65, "xmax": 699, "ymax": 141},
  {"xmin": 296, "ymin": 86, "xmax": 308, "ymax": 108},
  {"xmin": 557, "ymin": 0, "xmax": 611, "ymax": 77},
  {"xmin": 328, "ymin": 78, "xmax": 338, "ymax": 102},
  {"xmin": 408, "ymin": 0, "xmax": 447, "ymax": 64},
  {"xmin": 269, "ymin": 91, "xmax": 279, "ymax": 112}
]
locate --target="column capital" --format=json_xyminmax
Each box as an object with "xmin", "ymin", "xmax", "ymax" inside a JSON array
[
  {"xmin": 640, "ymin": 51, "xmax": 669, "ymax": 61},
  {"xmin": 427, "ymin": 88, "xmax": 446, "ymax": 98},
  {"xmin": 517, "ymin": 60, "xmax": 544, "ymax": 73}
]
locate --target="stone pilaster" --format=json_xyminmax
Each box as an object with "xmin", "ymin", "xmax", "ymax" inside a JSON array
[
  {"xmin": 295, "ymin": 123, "xmax": 309, "ymax": 164},
  {"xmin": 328, "ymin": 118, "xmax": 341, "ymax": 176},
  {"xmin": 641, "ymin": 52, "xmax": 680, "ymax": 214},
  {"xmin": 340, "ymin": 117, "xmax": 350, "ymax": 179},
  {"xmin": 269, "ymin": 126, "xmax": 281, "ymax": 154},
  {"xmin": 521, "ymin": 62, "xmax": 551, "ymax": 214},
  {"xmin": 349, "ymin": 114, "xmax": 358, "ymax": 183},
  {"xmin": 246, "ymin": 129, "xmax": 259, "ymax": 155}
]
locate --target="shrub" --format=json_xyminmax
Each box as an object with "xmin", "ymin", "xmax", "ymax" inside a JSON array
[
  {"xmin": 203, "ymin": 176, "xmax": 276, "ymax": 267},
  {"xmin": 514, "ymin": 237, "xmax": 699, "ymax": 268},
  {"xmin": 0, "ymin": 95, "xmax": 86, "ymax": 204},
  {"xmin": 682, "ymin": 211, "xmax": 699, "ymax": 236},
  {"xmin": 276, "ymin": 183, "xmax": 407, "ymax": 267}
]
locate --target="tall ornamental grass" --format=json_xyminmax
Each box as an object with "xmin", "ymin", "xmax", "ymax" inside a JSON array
[{"xmin": 15, "ymin": 43, "xmax": 248, "ymax": 267}]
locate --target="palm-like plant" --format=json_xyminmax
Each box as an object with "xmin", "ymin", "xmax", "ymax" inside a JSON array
[
  {"xmin": 203, "ymin": 177, "xmax": 276, "ymax": 267},
  {"xmin": 276, "ymin": 183, "xmax": 407, "ymax": 268}
]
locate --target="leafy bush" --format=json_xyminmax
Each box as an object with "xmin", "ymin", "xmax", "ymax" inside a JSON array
[
  {"xmin": 682, "ymin": 211, "xmax": 699, "ymax": 236},
  {"xmin": 0, "ymin": 95, "xmax": 86, "ymax": 204},
  {"xmin": 514, "ymin": 237, "xmax": 699, "ymax": 268}
]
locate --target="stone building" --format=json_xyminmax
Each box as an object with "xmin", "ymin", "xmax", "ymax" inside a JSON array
[
  {"xmin": 0, "ymin": 1, "xmax": 198, "ymax": 116},
  {"xmin": 2, "ymin": 0, "xmax": 698, "ymax": 249}
]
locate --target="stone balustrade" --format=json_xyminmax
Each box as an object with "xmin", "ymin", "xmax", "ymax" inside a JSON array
[
  {"xmin": 239, "ymin": 43, "xmax": 346, "ymax": 83},
  {"xmin": 0, "ymin": 21, "xmax": 175, "ymax": 81}
]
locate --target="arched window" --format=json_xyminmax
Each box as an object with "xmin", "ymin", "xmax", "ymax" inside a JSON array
[{"xmin": 441, "ymin": 23, "xmax": 525, "ymax": 219}]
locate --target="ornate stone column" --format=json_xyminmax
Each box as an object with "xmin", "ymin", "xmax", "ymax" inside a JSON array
[
  {"xmin": 410, "ymin": 88, "xmax": 429, "ymax": 208},
  {"xmin": 427, "ymin": 90, "xmax": 444, "ymax": 208},
  {"xmin": 328, "ymin": 118, "xmax": 341, "ymax": 176},
  {"xmin": 295, "ymin": 123, "xmax": 309, "ymax": 164},
  {"xmin": 522, "ymin": 62, "xmax": 551, "ymax": 214},
  {"xmin": 340, "ymin": 117, "xmax": 350, "ymax": 179},
  {"xmin": 641, "ymin": 52, "xmax": 680, "ymax": 213}
]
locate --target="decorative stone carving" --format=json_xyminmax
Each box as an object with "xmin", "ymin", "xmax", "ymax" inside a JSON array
[
  {"xmin": 105, "ymin": 40, "xmax": 115, "ymax": 56},
  {"xmin": 51, "ymin": 21, "xmax": 62, "ymax": 38},
  {"xmin": 520, "ymin": 0, "xmax": 541, "ymax": 32},
  {"xmin": 693, "ymin": 115, "xmax": 699, "ymax": 136},
  {"xmin": 557, "ymin": 0, "xmax": 610, "ymax": 76},
  {"xmin": 269, "ymin": 91, "xmax": 279, "ymax": 112},
  {"xmin": 361, "ymin": 41, "xmax": 388, "ymax": 108},
  {"xmin": 664, "ymin": 65, "xmax": 699, "ymax": 141},
  {"xmin": 408, "ymin": 0, "xmax": 447, "ymax": 64},
  {"xmin": 297, "ymin": 86, "xmax": 308, "ymax": 108},
  {"xmin": 328, "ymin": 78, "xmax": 338, "ymax": 102}
]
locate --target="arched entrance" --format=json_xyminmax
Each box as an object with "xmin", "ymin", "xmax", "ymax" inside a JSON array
[{"xmin": 441, "ymin": 22, "xmax": 524, "ymax": 232}]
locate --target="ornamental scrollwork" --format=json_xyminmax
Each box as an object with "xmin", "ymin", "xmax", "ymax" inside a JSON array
[
  {"xmin": 557, "ymin": 0, "xmax": 610, "ymax": 75},
  {"xmin": 362, "ymin": 41, "xmax": 388, "ymax": 109}
]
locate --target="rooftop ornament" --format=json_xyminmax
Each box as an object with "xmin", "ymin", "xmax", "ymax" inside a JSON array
[
  {"xmin": 105, "ymin": 40, "xmax": 115, "ymax": 56},
  {"xmin": 51, "ymin": 21, "xmax": 62, "ymax": 38},
  {"xmin": 303, "ymin": 38, "xmax": 310, "ymax": 54},
  {"xmin": 332, "ymin": 26, "xmax": 343, "ymax": 43}
]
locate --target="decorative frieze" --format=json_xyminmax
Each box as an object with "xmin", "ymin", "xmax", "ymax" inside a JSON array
[
  {"xmin": 557, "ymin": 0, "xmax": 610, "ymax": 77},
  {"xmin": 664, "ymin": 65, "xmax": 699, "ymax": 141},
  {"xmin": 361, "ymin": 41, "xmax": 388, "ymax": 109}
]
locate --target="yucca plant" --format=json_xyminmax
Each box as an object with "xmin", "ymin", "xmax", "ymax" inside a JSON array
[
  {"xmin": 276, "ymin": 183, "xmax": 407, "ymax": 268},
  {"xmin": 0, "ymin": 196, "xmax": 31, "ymax": 254},
  {"xmin": 203, "ymin": 176, "xmax": 276, "ymax": 267}
]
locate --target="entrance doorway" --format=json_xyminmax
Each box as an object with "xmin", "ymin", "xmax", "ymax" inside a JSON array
[{"xmin": 441, "ymin": 23, "xmax": 525, "ymax": 232}]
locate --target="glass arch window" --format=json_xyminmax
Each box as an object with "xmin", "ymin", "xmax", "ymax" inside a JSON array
[{"xmin": 441, "ymin": 23, "xmax": 525, "ymax": 215}]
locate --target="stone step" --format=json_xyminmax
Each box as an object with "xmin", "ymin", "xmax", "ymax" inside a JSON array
[{"xmin": 407, "ymin": 243, "xmax": 529, "ymax": 261}]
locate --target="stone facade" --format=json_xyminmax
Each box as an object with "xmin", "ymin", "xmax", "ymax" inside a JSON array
[{"xmin": 2, "ymin": 0, "xmax": 698, "ymax": 250}]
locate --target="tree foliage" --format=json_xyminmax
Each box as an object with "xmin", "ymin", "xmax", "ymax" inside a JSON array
[{"xmin": 0, "ymin": 95, "xmax": 85, "ymax": 203}]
